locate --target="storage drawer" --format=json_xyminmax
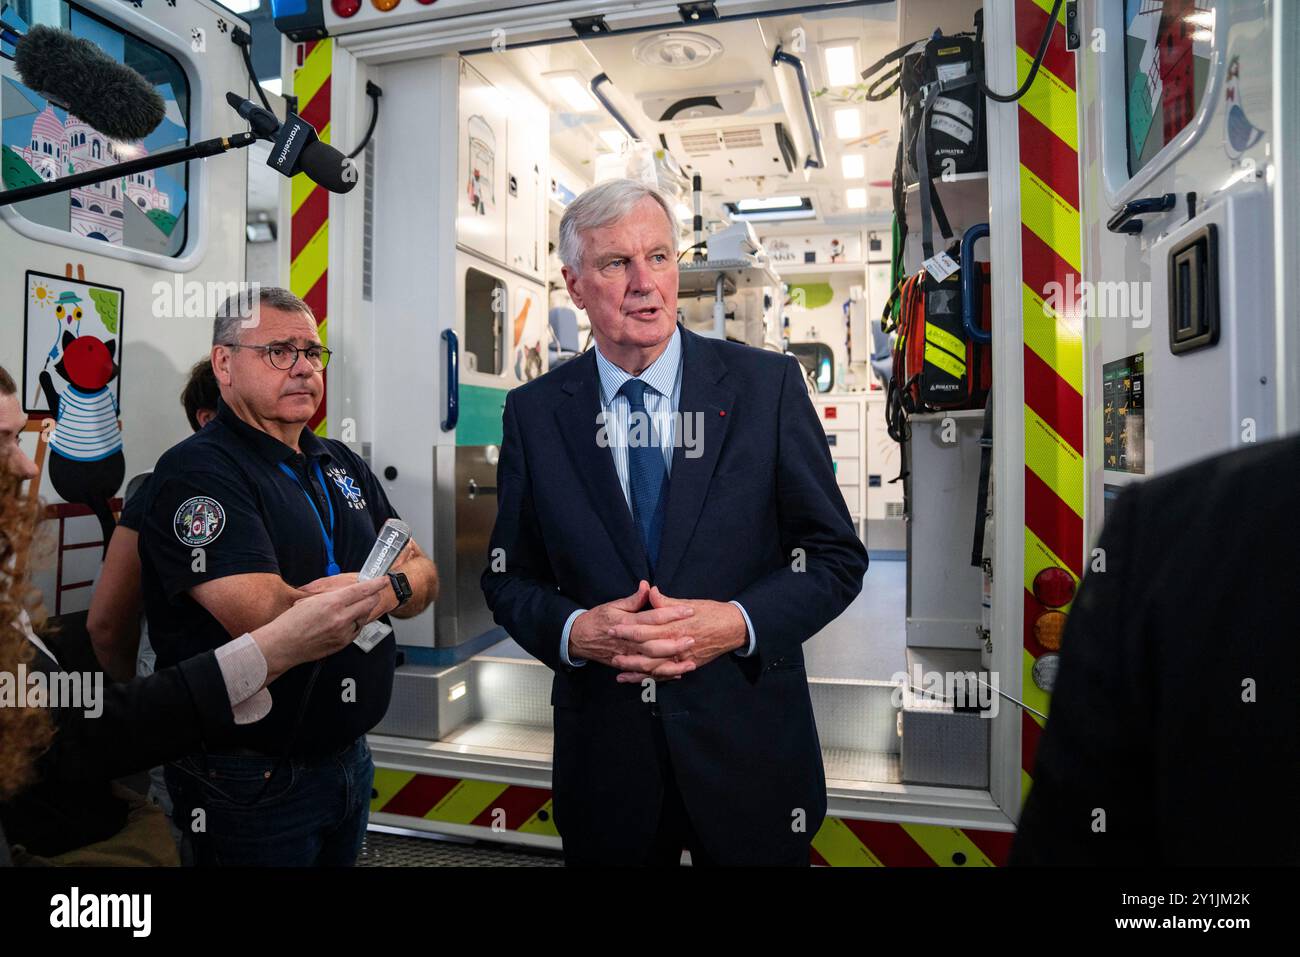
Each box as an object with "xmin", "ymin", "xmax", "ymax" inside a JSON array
[
  {"xmin": 837, "ymin": 484, "xmax": 862, "ymax": 512},
  {"xmin": 823, "ymin": 430, "xmax": 861, "ymax": 457},
  {"xmin": 832, "ymin": 459, "xmax": 861, "ymax": 486},
  {"xmin": 817, "ymin": 401, "xmax": 860, "ymax": 430}
]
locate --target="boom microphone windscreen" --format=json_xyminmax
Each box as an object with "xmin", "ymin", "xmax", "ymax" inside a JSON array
[
  {"xmin": 14, "ymin": 25, "xmax": 165, "ymax": 142},
  {"xmin": 296, "ymin": 139, "xmax": 358, "ymax": 194}
]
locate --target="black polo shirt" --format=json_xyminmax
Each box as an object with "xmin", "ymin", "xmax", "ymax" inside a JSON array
[{"xmin": 138, "ymin": 399, "xmax": 400, "ymax": 758}]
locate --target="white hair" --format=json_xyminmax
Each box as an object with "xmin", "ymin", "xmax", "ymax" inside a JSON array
[{"xmin": 558, "ymin": 178, "xmax": 678, "ymax": 273}]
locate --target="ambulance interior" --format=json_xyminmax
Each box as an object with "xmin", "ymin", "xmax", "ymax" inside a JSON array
[{"xmin": 368, "ymin": 0, "xmax": 998, "ymax": 799}]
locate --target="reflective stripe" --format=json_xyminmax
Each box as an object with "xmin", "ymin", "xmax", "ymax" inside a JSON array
[
  {"xmin": 924, "ymin": 321, "xmax": 967, "ymax": 360},
  {"xmin": 924, "ymin": 342, "xmax": 966, "ymax": 380}
]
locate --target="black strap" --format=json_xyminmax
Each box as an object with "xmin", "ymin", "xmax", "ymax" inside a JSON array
[
  {"xmin": 859, "ymin": 40, "xmax": 915, "ymax": 87},
  {"xmin": 916, "ymin": 84, "xmax": 953, "ymax": 260},
  {"xmin": 916, "ymin": 74, "xmax": 978, "ymax": 260},
  {"xmin": 971, "ymin": 393, "xmax": 994, "ymax": 568},
  {"xmin": 892, "ymin": 139, "xmax": 909, "ymax": 260},
  {"xmin": 864, "ymin": 64, "xmax": 902, "ymax": 101}
]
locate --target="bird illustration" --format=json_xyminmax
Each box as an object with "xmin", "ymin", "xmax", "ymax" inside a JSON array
[{"xmin": 1224, "ymin": 56, "xmax": 1265, "ymax": 159}]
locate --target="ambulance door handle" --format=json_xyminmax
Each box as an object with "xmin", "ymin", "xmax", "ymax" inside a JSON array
[
  {"xmin": 467, "ymin": 479, "xmax": 497, "ymax": 499},
  {"xmin": 1106, "ymin": 193, "xmax": 1175, "ymax": 235},
  {"xmin": 442, "ymin": 329, "xmax": 459, "ymax": 432}
]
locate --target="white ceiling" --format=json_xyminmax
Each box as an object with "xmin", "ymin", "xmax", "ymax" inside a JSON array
[{"xmin": 465, "ymin": 1, "xmax": 900, "ymax": 227}]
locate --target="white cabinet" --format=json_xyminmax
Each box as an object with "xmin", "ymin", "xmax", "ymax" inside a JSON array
[
  {"xmin": 505, "ymin": 106, "xmax": 546, "ymax": 281},
  {"xmin": 814, "ymin": 394, "xmax": 867, "ymax": 538},
  {"xmin": 457, "ymin": 59, "xmax": 547, "ymax": 283},
  {"xmin": 865, "ymin": 393, "xmax": 904, "ymax": 521},
  {"xmin": 457, "ymin": 60, "xmax": 508, "ymax": 265}
]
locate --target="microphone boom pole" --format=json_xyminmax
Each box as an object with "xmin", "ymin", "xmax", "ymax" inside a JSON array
[{"xmin": 0, "ymin": 130, "xmax": 258, "ymax": 208}]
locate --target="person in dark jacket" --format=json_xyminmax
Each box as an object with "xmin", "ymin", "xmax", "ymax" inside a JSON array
[
  {"xmin": 1012, "ymin": 436, "xmax": 1300, "ymax": 865},
  {"xmin": 0, "ymin": 364, "xmax": 390, "ymax": 863}
]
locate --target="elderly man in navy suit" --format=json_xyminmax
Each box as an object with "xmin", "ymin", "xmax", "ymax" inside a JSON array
[{"xmin": 481, "ymin": 178, "xmax": 868, "ymax": 866}]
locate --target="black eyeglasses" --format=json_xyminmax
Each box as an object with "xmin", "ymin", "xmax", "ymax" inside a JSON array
[{"xmin": 220, "ymin": 342, "xmax": 332, "ymax": 371}]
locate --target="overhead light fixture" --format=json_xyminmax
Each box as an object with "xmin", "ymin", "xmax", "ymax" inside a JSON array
[
  {"xmin": 833, "ymin": 108, "xmax": 861, "ymax": 140},
  {"xmin": 598, "ymin": 130, "xmax": 627, "ymax": 151},
  {"xmin": 736, "ymin": 195, "xmax": 804, "ymax": 211},
  {"xmin": 841, "ymin": 154, "xmax": 865, "ymax": 179},
  {"xmin": 545, "ymin": 72, "xmax": 599, "ymax": 112},
  {"xmin": 725, "ymin": 196, "xmax": 815, "ymax": 221},
  {"xmin": 846, "ymin": 187, "xmax": 867, "ymax": 209},
  {"xmin": 822, "ymin": 43, "xmax": 858, "ymax": 87}
]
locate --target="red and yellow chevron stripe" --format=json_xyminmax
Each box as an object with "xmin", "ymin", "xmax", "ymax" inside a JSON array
[
  {"xmin": 372, "ymin": 768, "xmax": 560, "ymax": 837},
  {"xmin": 371, "ymin": 769, "xmax": 1014, "ymax": 865},
  {"xmin": 1016, "ymin": 0, "xmax": 1084, "ymax": 801},
  {"xmin": 290, "ymin": 38, "xmax": 332, "ymax": 437}
]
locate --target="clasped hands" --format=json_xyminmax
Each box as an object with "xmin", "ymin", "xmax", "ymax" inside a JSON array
[{"xmin": 568, "ymin": 580, "xmax": 748, "ymax": 683}]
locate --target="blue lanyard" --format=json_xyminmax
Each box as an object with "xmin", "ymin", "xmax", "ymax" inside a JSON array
[{"xmin": 278, "ymin": 459, "xmax": 340, "ymax": 577}]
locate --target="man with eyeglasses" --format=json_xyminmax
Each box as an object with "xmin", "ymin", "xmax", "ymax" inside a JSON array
[{"xmin": 137, "ymin": 286, "xmax": 439, "ymax": 866}]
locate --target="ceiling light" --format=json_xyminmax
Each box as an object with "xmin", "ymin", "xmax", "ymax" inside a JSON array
[
  {"xmin": 833, "ymin": 108, "xmax": 861, "ymax": 140},
  {"xmin": 736, "ymin": 195, "xmax": 804, "ymax": 211},
  {"xmin": 841, "ymin": 154, "xmax": 865, "ymax": 179},
  {"xmin": 846, "ymin": 188, "xmax": 867, "ymax": 209},
  {"xmin": 823, "ymin": 44, "xmax": 858, "ymax": 87},
  {"xmin": 545, "ymin": 72, "xmax": 598, "ymax": 113},
  {"xmin": 725, "ymin": 197, "xmax": 815, "ymax": 221},
  {"xmin": 598, "ymin": 130, "xmax": 627, "ymax": 151}
]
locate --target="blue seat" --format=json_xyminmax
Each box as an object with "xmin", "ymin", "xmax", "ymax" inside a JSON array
[{"xmin": 549, "ymin": 307, "xmax": 580, "ymax": 367}]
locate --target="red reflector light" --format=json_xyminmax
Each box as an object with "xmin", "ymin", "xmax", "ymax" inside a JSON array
[
  {"xmin": 417, "ymin": 0, "xmax": 438, "ymax": 4},
  {"xmin": 332, "ymin": 0, "xmax": 361, "ymax": 16},
  {"xmin": 1033, "ymin": 611, "xmax": 1066, "ymax": 651},
  {"xmin": 1033, "ymin": 566, "xmax": 1076, "ymax": 608}
]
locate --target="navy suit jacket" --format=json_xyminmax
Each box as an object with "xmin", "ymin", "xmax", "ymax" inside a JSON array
[{"xmin": 481, "ymin": 324, "xmax": 868, "ymax": 863}]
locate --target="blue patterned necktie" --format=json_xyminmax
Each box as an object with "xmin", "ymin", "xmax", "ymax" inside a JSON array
[{"xmin": 618, "ymin": 378, "xmax": 669, "ymax": 574}]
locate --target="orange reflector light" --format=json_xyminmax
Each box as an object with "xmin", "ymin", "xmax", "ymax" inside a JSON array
[
  {"xmin": 371, "ymin": 0, "xmax": 400, "ymax": 9},
  {"xmin": 1033, "ymin": 611, "xmax": 1067, "ymax": 651},
  {"xmin": 1033, "ymin": 566, "xmax": 1076, "ymax": 608}
]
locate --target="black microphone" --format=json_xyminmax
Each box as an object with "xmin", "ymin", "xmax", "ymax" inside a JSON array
[
  {"xmin": 225, "ymin": 92, "xmax": 358, "ymax": 194},
  {"xmin": 9, "ymin": 24, "xmax": 165, "ymax": 142}
]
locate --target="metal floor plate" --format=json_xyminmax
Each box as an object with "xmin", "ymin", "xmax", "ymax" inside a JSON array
[
  {"xmin": 442, "ymin": 719, "xmax": 554, "ymax": 755},
  {"xmin": 822, "ymin": 748, "xmax": 901, "ymax": 783},
  {"xmin": 359, "ymin": 829, "xmax": 564, "ymax": 867}
]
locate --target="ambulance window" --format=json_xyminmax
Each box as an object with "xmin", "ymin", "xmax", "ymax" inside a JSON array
[
  {"xmin": 464, "ymin": 268, "xmax": 504, "ymax": 375},
  {"xmin": 788, "ymin": 342, "xmax": 834, "ymax": 393},
  {"xmin": 0, "ymin": 1, "xmax": 190, "ymax": 255},
  {"xmin": 1122, "ymin": 0, "xmax": 1212, "ymax": 174}
]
